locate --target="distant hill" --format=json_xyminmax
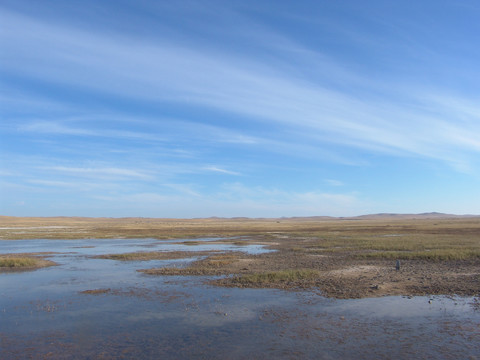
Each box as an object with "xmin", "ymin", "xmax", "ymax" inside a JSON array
[
  {"xmin": 347, "ymin": 212, "xmax": 480, "ymax": 220},
  {"xmin": 1, "ymin": 213, "xmax": 479, "ymax": 222}
]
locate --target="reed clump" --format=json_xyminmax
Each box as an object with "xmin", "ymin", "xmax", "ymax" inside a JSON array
[
  {"xmin": 231, "ymin": 269, "xmax": 320, "ymax": 285},
  {"xmin": 0, "ymin": 255, "xmax": 57, "ymax": 270},
  {"xmin": 0, "ymin": 257, "xmax": 38, "ymax": 267}
]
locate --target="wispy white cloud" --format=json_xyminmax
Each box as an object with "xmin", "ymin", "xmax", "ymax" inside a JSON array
[
  {"xmin": 20, "ymin": 121, "xmax": 94, "ymax": 136},
  {"xmin": 213, "ymin": 182, "xmax": 364, "ymax": 215},
  {"xmin": 161, "ymin": 183, "xmax": 201, "ymax": 197},
  {"xmin": 28, "ymin": 179, "xmax": 86, "ymax": 188},
  {"xmin": 2, "ymin": 3, "xmax": 480, "ymax": 218},
  {"xmin": 86, "ymin": 184, "xmax": 366, "ymax": 218},
  {"xmin": 325, "ymin": 179, "xmax": 344, "ymax": 187},
  {"xmin": 203, "ymin": 166, "xmax": 241, "ymax": 176},
  {"xmin": 42, "ymin": 166, "xmax": 153, "ymax": 180},
  {"xmin": 3, "ymin": 8, "xmax": 479, "ymax": 171},
  {"xmin": 0, "ymin": 91, "xmax": 70, "ymax": 115},
  {"xmin": 25, "ymin": 179, "xmax": 117, "ymax": 193},
  {"xmin": 19, "ymin": 119, "xmax": 168, "ymax": 142}
]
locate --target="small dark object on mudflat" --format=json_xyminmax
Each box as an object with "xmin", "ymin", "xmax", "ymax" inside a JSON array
[{"xmin": 396, "ymin": 260, "xmax": 400, "ymax": 271}]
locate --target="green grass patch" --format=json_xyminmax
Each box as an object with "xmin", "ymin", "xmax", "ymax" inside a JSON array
[
  {"xmin": 233, "ymin": 269, "xmax": 320, "ymax": 285},
  {"xmin": 98, "ymin": 252, "xmax": 164, "ymax": 261},
  {"xmin": 138, "ymin": 267, "xmax": 222, "ymax": 276},
  {"xmin": 232, "ymin": 241, "xmax": 249, "ymax": 246},
  {"xmin": 80, "ymin": 288, "xmax": 112, "ymax": 295},
  {"xmin": 299, "ymin": 232, "xmax": 480, "ymax": 258},
  {"xmin": 138, "ymin": 252, "xmax": 241, "ymax": 275},
  {"xmin": 182, "ymin": 241, "xmax": 201, "ymax": 246},
  {"xmin": 359, "ymin": 249, "xmax": 480, "ymax": 261},
  {"xmin": 96, "ymin": 250, "xmax": 217, "ymax": 261},
  {"xmin": 0, "ymin": 255, "xmax": 57, "ymax": 270},
  {"xmin": 0, "ymin": 257, "xmax": 38, "ymax": 267}
]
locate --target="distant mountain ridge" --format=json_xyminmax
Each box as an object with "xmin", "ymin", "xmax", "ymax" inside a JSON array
[
  {"xmin": 343, "ymin": 212, "xmax": 480, "ymax": 220},
  {"xmin": 278, "ymin": 212, "xmax": 480, "ymax": 221},
  {"xmin": 1, "ymin": 212, "xmax": 479, "ymax": 221}
]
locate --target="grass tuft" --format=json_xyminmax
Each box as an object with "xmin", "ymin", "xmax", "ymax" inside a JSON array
[
  {"xmin": 0, "ymin": 255, "xmax": 57, "ymax": 270},
  {"xmin": 0, "ymin": 257, "xmax": 38, "ymax": 268},
  {"xmin": 80, "ymin": 288, "xmax": 111, "ymax": 295},
  {"xmin": 359, "ymin": 249, "xmax": 480, "ymax": 261},
  {"xmin": 138, "ymin": 267, "xmax": 221, "ymax": 276},
  {"xmin": 233, "ymin": 269, "xmax": 320, "ymax": 285}
]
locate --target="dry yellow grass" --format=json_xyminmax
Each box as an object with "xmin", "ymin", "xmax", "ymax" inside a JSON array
[
  {"xmin": 0, "ymin": 254, "xmax": 57, "ymax": 270},
  {"xmin": 231, "ymin": 269, "xmax": 320, "ymax": 285},
  {"xmin": 0, "ymin": 257, "xmax": 38, "ymax": 267},
  {"xmin": 2, "ymin": 215, "xmax": 480, "ymax": 261},
  {"xmin": 2, "ymin": 216, "xmax": 478, "ymax": 297}
]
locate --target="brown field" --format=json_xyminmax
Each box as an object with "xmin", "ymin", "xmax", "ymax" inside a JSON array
[{"xmin": 1, "ymin": 215, "xmax": 479, "ymax": 298}]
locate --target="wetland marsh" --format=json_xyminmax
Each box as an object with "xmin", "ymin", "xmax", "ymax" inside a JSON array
[{"xmin": 1, "ymin": 216, "xmax": 479, "ymax": 359}]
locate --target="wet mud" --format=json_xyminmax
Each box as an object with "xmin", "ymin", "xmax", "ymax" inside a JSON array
[
  {"xmin": 139, "ymin": 238, "xmax": 480, "ymax": 299},
  {"xmin": 1, "ymin": 223, "xmax": 480, "ymax": 358}
]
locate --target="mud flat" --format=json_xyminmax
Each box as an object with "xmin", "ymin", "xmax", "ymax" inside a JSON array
[
  {"xmin": 140, "ymin": 243, "xmax": 479, "ymax": 299},
  {"xmin": 1, "ymin": 215, "xmax": 479, "ymax": 298},
  {"xmin": 1, "ymin": 233, "xmax": 479, "ymax": 359}
]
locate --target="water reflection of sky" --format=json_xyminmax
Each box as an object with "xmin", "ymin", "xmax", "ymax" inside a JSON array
[
  {"xmin": 0, "ymin": 238, "xmax": 270, "ymax": 301},
  {"xmin": 1, "ymin": 238, "xmax": 479, "ymax": 359},
  {"xmin": 0, "ymin": 237, "xmax": 271, "ymax": 256}
]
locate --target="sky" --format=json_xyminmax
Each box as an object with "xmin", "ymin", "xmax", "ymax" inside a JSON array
[{"xmin": 1, "ymin": 0, "xmax": 480, "ymax": 218}]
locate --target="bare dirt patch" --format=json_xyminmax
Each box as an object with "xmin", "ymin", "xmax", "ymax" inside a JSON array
[{"xmin": 328, "ymin": 265, "xmax": 383, "ymax": 277}]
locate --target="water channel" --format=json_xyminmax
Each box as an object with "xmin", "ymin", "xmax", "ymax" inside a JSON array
[{"xmin": 1, "ymin": 238, "xmax": 479, "ymax": 359}]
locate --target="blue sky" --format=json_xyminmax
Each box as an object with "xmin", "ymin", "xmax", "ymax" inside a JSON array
[{"xmin": 1, "ymin": 0, "xmax": 480, "ymax": 217}]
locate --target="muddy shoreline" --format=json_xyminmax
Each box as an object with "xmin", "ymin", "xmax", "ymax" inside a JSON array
[
  {"xmin": 1, "ymin": 216, "xmax": 479, "ymax": 299},
  {"xmin": 2, "ymin": 220, "xmax": 479, "ymax": 360},
  {"xmin": 137, "ymin": 236, "xmax": 480, "ymax": 299}
]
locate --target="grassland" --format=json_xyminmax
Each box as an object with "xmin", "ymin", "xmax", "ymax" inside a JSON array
[
  {"xmin": 1, "ymin": 215, "xmax": 479, "ymax": 298},
  {"xmin": 229, "ymin": 269, "xmax": 321, "ymax": 286},
  {"xmin": 292, "ymin": 232, "xmax": 480, "ymax": 261},
  {"xmin": 0, "ymin": 257, "xmax": 38, "ymax": 267},
  {"xmin": 0, "ymin": 253, "xmax": 57, "ymax": 271},
  {"xmin": 0, "ymin": 215, "xmax": 303, "ymax": 240}
]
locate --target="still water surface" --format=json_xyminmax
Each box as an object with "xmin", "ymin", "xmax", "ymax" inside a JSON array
[{"xmin": 1, "ymin": 238, "xmax": 479, "ymax": 359}]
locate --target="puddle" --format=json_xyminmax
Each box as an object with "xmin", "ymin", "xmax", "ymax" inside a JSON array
[
  {"xmin": 1, "ymin": 239, "xmax": 479, "ymax": 359},
  {"xmin": 0, "ymin": 237, "xmax": 271, "ymax": 257}
]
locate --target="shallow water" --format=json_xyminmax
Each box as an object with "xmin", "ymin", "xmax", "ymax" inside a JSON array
[{"xmin": 1, "ymin": 238, "xmax": 479, "ymax": 359}]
